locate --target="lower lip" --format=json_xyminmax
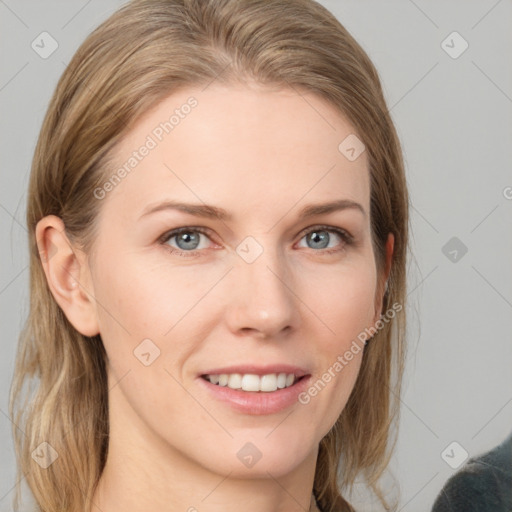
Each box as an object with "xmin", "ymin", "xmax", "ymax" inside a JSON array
[{"xmin": 198, "ymin": 375, "xmax": 311, "ymax": 415}]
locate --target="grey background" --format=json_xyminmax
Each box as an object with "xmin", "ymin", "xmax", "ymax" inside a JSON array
[{"xmin": 1, "ymin": 0, "xmax": 511, "ymax": 510}]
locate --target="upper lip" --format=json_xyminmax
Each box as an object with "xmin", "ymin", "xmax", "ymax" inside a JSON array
[{"xmin": 200, "ymin": 364, "xmax": 309, "ymax": 378}]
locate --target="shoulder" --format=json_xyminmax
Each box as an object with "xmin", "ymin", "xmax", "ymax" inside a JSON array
[{"xmin": 431, "ymin": 432, "xmax": 512, "ymax": 512}]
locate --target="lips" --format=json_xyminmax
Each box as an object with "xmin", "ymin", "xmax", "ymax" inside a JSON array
[
  {"xmin": 197, "ymin": 364, "xmax": 311, "ymax": 414},
  {"xmin": 197, "ymin": 367, "xmax": 312, "ymax": 415}
]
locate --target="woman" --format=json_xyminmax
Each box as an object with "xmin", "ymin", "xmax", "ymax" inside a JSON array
[{"xmin": 9, "ymin": 1, "xmax": 409, "ymax": 511}]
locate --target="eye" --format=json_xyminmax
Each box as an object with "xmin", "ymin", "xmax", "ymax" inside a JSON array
[
  {"xmin": 296, "ymin": 225, "xmax": 353, "ymax": 254},
  {"xmin": 159, "ymin": 226, "xmax": 214, "ymax": 257},
  {"xmin": 159, "ymin": 224, "xmax": 354, "ymax": 258}
]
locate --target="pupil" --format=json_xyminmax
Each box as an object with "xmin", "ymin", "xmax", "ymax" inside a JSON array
[
  {"xmin": 178, "ymin": 232, "xmax": 199, "ymax": 250},
  {"xmin": 310, "ymin": 231, "xmax": 328, "ymax": 249}
]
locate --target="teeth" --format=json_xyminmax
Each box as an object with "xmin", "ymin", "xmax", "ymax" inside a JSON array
[
  {"xmin": 205, "ymin": 372, "xmax": 298, "ymax": 392},
  {"xmin": 228, "ymin": 373, "xmax": 242, "ymax": 389}
]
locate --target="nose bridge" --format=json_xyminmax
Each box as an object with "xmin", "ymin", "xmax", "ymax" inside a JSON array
[{"xmin": 227, "ymin": 234, "xmax": 300, "ymax": 336}]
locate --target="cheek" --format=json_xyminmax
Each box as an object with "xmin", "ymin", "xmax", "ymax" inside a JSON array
[
  {"xmin": 305, "ymin": 260, "xmax": 378, "ymax": 348},
  {"xmin": 91, "ymin": 253, "xmax": 218, "ymax": 374},
  {"xmin": 93, "ymin": 252, "xmax": 192, "ymax": 333},
  {"xmin": 297, "ymin": 261, "xmax": 376, "ymax": 428}
]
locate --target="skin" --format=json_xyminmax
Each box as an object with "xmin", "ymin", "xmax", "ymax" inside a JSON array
[{"xmin": 37, "ymin": 82, "xmax": 394, "ymax": 512}]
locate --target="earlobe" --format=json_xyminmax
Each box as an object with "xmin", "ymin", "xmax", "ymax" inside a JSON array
[{"xmin": 35, "ymin": 215, "xmax": 100, "ymax": 337}]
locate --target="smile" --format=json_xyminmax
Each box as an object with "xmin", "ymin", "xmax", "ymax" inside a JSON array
[{"xmin": 202, "ymin": 372, "xmax": 299, "ymax": 392}]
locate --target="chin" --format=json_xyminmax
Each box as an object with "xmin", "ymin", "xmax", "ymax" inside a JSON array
[{"xmin": 193, "ymin": 428, "xmax": 317, "ymax": 478}]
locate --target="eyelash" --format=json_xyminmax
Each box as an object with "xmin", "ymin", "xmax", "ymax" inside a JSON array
[{"xmin": 158, "ymin": 225, "xmax": 354, "ymax": 259}]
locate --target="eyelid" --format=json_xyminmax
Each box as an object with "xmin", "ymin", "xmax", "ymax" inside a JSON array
[
  {"xmin": 296, "ymin": 224, "xmax": 354, "ymax": 243},
  {"xmin": 159, "ymin": 224, "xmax": 353, "ymax": 241},
  {"xmin": 159, "ymin": 223, "xmax": 354, "ymax": 256},
  {"xmin": 158, "ymin": 225, "xmax": 216, "ymax": 246}
]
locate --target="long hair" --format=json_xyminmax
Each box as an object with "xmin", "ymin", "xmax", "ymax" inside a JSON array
[{"xmin": 9, "ymin": 1, "xmax": 409, "ymax": 511}]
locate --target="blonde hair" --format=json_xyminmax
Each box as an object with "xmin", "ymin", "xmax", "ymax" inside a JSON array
[{"xmin": 9, "ymin": 1, "xmax": 409, "ymax": 511}]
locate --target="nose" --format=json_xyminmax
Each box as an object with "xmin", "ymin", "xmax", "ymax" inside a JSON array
[{"xmin": 224, "ymin": 241, "xmax": 301, "ymax": 339}]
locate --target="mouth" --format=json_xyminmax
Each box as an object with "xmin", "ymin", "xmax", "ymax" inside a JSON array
[
  {"xmin": 198, "ymin": 367, "xmax": 312, "ymax": 415},
  {"xmin": 201, "ymin": 372, "xmax": 307, "ymax": 392}
]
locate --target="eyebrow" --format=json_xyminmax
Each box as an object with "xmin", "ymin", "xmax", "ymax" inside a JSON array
[{"xmin": 138, "ymin": 198, "xmax": 366, "ymax": 221}]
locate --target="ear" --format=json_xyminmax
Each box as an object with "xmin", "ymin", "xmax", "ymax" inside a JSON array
[
  {"xmin": 35, "ymin": 215, "xmax": 100, "ymax": 337},
  {"xmin": 372, "ymin": 232, "xmax": 394, "ymax": 324}
]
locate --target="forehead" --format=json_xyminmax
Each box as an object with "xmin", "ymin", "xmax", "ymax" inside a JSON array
[{"xmin": 101, "ymin": 83, "xmax": 370, "ymax": 224}]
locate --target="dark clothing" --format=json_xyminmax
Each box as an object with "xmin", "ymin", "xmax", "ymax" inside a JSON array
[{"xmin": 431, "ymin": 430, "xmax": 512, "ymax": 512}]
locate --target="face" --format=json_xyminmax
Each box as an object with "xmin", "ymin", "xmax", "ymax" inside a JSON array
[{"xmin": 63, "ymin": 83, "xmax": 389, "ymax": 478}]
